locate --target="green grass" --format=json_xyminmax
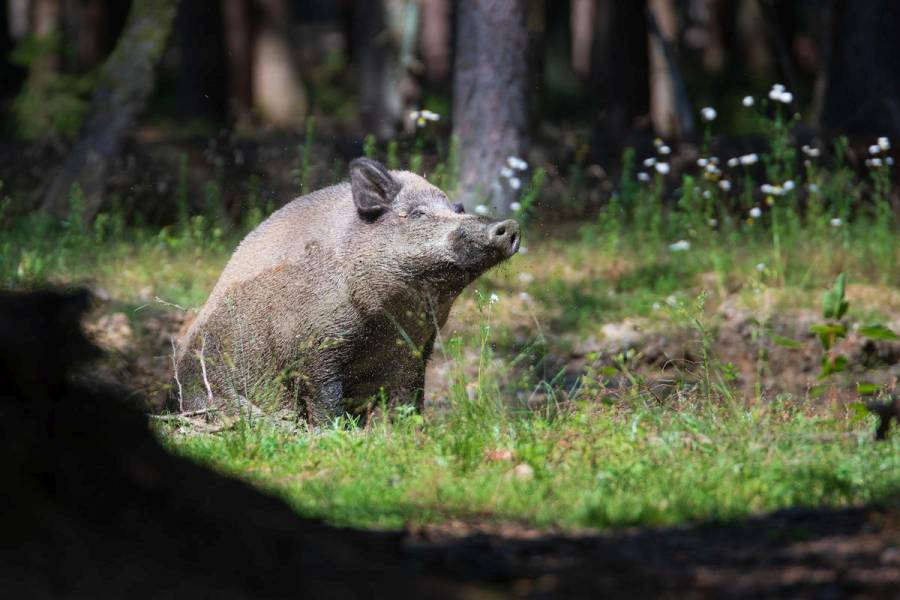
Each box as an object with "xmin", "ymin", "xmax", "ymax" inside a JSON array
[
  {"xmin": 3, "ymin": 94, "xmax": 900, "ymax": 534},
  {"xmin": 161, "ymin": 395, "xmax": 900, "ymax": 531}
]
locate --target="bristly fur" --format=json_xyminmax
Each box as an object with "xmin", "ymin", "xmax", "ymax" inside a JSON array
[{"xmin": 174, "ymin": 159, "xmax": 519, "ymax": 424}]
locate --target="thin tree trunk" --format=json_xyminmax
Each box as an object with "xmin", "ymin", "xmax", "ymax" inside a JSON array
[
  {"xmin": 355, "ymin": 0, "xmax": 418, "ymax": 139},
  {"xmin": 570, "ymin": 0, "xmax": 595, "ymax": 77},
  {"xmin": 221, "ymin": 0, "xmax": 253, "ymax": 126},
  {"xmin": 452, "ymin": 0, "xmax": 528, "ymax": 217},
  {"xmin": 589, "ymin": 0, "xmax": 649, "ymax": 152},
  {"xmin": 647, "ymin": 0, "xmax": 678, "ymax": 137},
  {"xmin": 75, "ymin": 0, "xmax": 105, "ymax": 69},
  {"xmin": 174, "ymin": 0, "xmax": 227, "ymax": 122},
  {"xmin": 252, "ymin": 0, "xmax": 306, "ymax": 127},
  {"xmin": 8, "ymin": 0, "xmax": 31, "ymax": 41},
  {"xmin": 647, "ymin": 0, "xmax": 694, "ymax": 138},
  {"xmin": 41, "ymin": 0, "xmax": 180, "ymax": 221},
  {"xmin": 420, "ymin": 0, "xmax": 450, "ymax": 85},
  {"xmin": 819, "ymin": 0, "xmax": 900, "ymax": 138}
]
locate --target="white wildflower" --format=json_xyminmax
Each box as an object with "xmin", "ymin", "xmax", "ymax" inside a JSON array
[
  {"xmin": 500, "ymin": 166, "xmax": 514, "ymax": 179},
  {"xmin": 668, "ymin": 240, "xmax": 690, "ymax": 252},
  {"xmin": 782, "ymin": 180, "xmax": 795, "ymax": 192},
  {"xmin": 708, "ymin": 218, "xmax": 718, "ymax": 227},
  {"xmin": 409, "ymin": 109, "xmax": 439, "ymax": 127},
  {"xmin": 749, "ymin": 206, "xmax": 762, "ymax": 219},
  {"xmin": 887, "ymin": 157, "xmax": 895, "ymax": 166},
  {"xmin": 756, "ymin": 262, "xmax": 766, "ymax": 272},
  {"xmin": 777, "ymin": 91, "xmax": 793, "ymax": 104},
  {"xmin": 652, "ymin": 302, "xmax": 661, "ymax": 311},
  {"xmin": 643, "ymin": 157, "xmax": 657, "ymax": 167},
  {"xmin": 474, "ymin": 204, "xmax": 490, "ymax": 216},
  {"xmin": 768, "ymin": 83, "xmax": 786, "ymax": 101},
  {"xmin": 518, "ymin": 292, "xmax": 530, "ymax": 302},
  {"xmin": 659, "ymin": 145, "xmax": 672, "ymax": 155},
  {"xmin": 517, "ymin": 272, "xmax": 534, "ymax": 284},
  {"xmin": 637, "ymin": 172, "xmax": 651, "ymax": 182},
  {"xmin": 830, "ymin": 217, "xmax": 842, "ymax": 227},
  {"xmin": 878, "ymin": 136, "xmax": 891, "ymax": 151},
  {"xmin": 705, "ymin": 163, "xmax": 719, "ymax": 175},
  {"xmin": 509, "ymin": 201, "xmax": 522, "ymax": 212},
  {"xmin": 740, "ymin": 153, "xmax": 759, "ymax": 165},
  {"xmin": 718, "ymin": 180, "xmax": 732, "ymax": 192},
  {"xmin": 868, "ymin": 157, "xmax": 883, "ymax": 167},
  {"xmin": 727, "ymin": 157, "xmax": 740, "ymax": 168},
  {"xmin": 801, "ymin": 145, "xmax": 820, "ymax": 158},
  {"xmin": 655, "ymin": 162, "xmax": 670, "ymax": 175},
  {"xmin": 710, "ymin": 156, "xmax": 720, "ymax": 164},
  {"xmin": 760, "ymin": 183, "xmax": 776, "ymax": 195},
  {"xmin": 489, "ymin": 292, "xmax": 499, "ymax": 304},
  {"xmin": 702, "ymin": 190, "xmax": 713, "ymax": 199},
  {"xmin": 697, "ymin": 157, "xmax": 709, "ymax": 167},
  {"xmin": 700, "ymin": 106, "xmax": 717, "ymax": 122},
  {"xmin": 742, "ymin": 95, "xmax": 755, "ymax": 107},
  {"xmin": 507, "ymin": 156, "xmax": 528, "ymax": 171},
  {"xmin": 807, "ymin": 183, "xmax": 819, "ymax": 193},
  {"xmin": 869, "ymin": 144, "xmax": 881, "ymax": 155},
  {"xmin": 509, "ymin": 176, "xmax": 521, "ymax": 190}
]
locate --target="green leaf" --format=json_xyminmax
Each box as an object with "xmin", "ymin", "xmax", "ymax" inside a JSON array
[
  {"xmin": 772, "ymin": 335, "xmax": 804, "ymax": 349},
  {"xmin": 809, "ymin": 384, "xmax": 830, "ymax": 398},
  {"xmin": 810, "ymin": 324, "xmax": 847, "ymax": 337},
  {"xmin": 856, "ymin": 382, "xmax": 882, "ymax": 395},
  {"xmin": 859, "ymin": 324, "xmax": 900, "ymax": 341},
  {"xmin": 819, "ymin": 354, "xmax": 848, "ymax": 379},
  {"xmin": 823, "ymin": 273, "xmax": 848, "ymax": 319},
  {"xmin": 849, "ymin": 401, "xmax": 870, "ymax": 422}
]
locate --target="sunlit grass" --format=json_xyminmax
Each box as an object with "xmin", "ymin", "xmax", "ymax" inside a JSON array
[{"xmin": 161, "ymin": 393, "xmax": 900, "ymax": 531}]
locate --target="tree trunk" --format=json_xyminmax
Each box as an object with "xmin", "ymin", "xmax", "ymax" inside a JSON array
[
  {"xmin": 420, "ymin": 0, "xmax": 451, "ymax": 85},
  {"xmin": 252, "ymin": 0, "xmax": 306, "ymax": 128},
  {"xmin": 174, "ymin": 0, "xmax": 227, "ymax": 122},
  {"xmin": 647, "ymin": 0, "xmax": 693, "ymax": 138},
  {"xmin": 819, "ymin": 0, "xmax": 900, "ymax": 139},
  {"xmin": 221, "ymin": 0, "xmax": 253, "ymax": 126},
  {"xmin": 570, "ymin": 0, "xmax": 595, "ymax": 77},
  {"xmin": 648, "ymin": 0, "xmax": 678, "ymax": 137},
  {"xmin": 452, "ymin": 0, "xmax": 528, "ymax": 217},
  {"xmin": 589, "ymin": 0, "xmax": 649, "ymax": 149},
  {"xmin": 354, "ymin": 0, "xmax": 418, "ymax": 139},
  {"xmin": 75, "ymin": 0, "xmax": 106, "ymax": 69},
  {"xmin": 41, "ymin": 0, "xmax": 180, "ymax": 221}
]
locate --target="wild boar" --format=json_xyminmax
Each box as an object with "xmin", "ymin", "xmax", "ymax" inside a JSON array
[{"xmin": 173, "ymin": 157, "xmax": 519, "ymax": 424}]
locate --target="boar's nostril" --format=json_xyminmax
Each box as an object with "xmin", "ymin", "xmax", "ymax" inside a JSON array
[{"xmin": 495, "ymin": 225, "xmax": 506, "ymax": 236}]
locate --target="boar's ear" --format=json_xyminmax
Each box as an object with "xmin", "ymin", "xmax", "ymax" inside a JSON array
[{"xmin": 350, "ymin": 157, "xmax": 401, "ymax": 218}]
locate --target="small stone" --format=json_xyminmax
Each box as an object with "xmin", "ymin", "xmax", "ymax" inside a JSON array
[{"xmin": 510, "ymin": 463, "xmax": 534, "ymax": 481}]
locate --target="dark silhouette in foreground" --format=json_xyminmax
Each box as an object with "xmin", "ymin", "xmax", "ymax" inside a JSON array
[
  {"xmin": 1, "ymin": 289, "xmax": 897, "ymax": 598},
  {"xmin": 0, "ymin": 289, "xmax": 456, "ymax": 599}
]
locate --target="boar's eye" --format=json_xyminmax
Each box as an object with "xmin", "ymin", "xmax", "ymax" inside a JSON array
[
  {"xmin": 451, "ymin": 202, "xmax": 465, "ymax": 214},
  {"xmin": 408, "ymin": 207, "xmax": 426, "ymax": 219}
]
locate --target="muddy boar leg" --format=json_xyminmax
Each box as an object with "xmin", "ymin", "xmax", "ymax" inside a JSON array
[
  {"xmin": 307, "ymin": 376, "xmax": 345, "ymax": 426},
  {"xmin": 388, "ymin": 333, "xmax": 434, "ymax": 413},
  {"xmin": 382, "ymin": 365, "xmax": 425, "ymax": 413}
]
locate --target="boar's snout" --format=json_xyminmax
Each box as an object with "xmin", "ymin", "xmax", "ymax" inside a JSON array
[{"xmin": 488, "ymin": 219, "xmax": 520, "ymax": 258}]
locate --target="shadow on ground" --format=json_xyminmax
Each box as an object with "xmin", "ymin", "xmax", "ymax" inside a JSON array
[{"xmin": 2, "ymin": 289, "xmax": 897, "ymax": 598}]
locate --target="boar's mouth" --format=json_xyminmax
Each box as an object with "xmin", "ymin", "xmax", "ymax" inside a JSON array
[{"xmin": 450, "ymin": 218, "xmax": 520, "ymax": 278}]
